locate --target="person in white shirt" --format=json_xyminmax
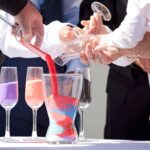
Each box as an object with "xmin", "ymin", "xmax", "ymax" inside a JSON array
[
  {"xmin": 81, "ymin": 0, "xmax": 150, "ymax": 62},
  {"xmin": 78, "ymin": 0, "xmax": 150, "ymax": 140}
]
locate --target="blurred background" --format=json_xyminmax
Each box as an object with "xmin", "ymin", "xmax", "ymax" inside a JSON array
[{"xmin": 85, "ymin": 64, "xmax": 109, "ymax": 139}]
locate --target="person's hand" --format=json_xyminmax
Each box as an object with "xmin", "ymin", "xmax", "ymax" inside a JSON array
[
  {"xmin": 80, "ymin": 42, "xmax": 124, "ymax": 65},
  {"xmin": 133, "ymin": 32, "xmax": 150, "ymax": 59},
  {"xmin": 79, "ymin": 13, "xmax": 116, "ymax": 65},
  {"xmin": 81, "ymin": 13, "xmax": 107, "ymax": 35},
  {"xmin": 58, "ymin": 25, "xmax": 78, "ymax": 42},
  {"xmin": 135, "ymin": 58, "xmax": 150, "ymax": 73},
  {"xmin": 14, "ymin": 1, "xmax": 44, "ymax": 47}
]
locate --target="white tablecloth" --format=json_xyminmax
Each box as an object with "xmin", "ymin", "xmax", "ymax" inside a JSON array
[{"xmin": 0, "ymin": 139, "xmax": 150, "ymax": 150}]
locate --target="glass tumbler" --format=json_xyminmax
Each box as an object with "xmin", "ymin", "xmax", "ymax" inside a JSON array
[{"xmin": 42, "ymin": 73, "xmax": 83, "ymax": 144}]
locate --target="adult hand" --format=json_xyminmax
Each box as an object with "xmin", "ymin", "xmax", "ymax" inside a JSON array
[
  {"xmin": 133, "ymin": 32, "xmax": 150, "ymax": 59},
  {"xmin": 80, "ymin": 42, "xmax": 124, "ymax": 65},
  {"xmin": 81, "ymin": 13, "xmax": 107, "ymax": 35},
  {"xmin": 14, "ymin": 1, "xmax": 44, "ymax": 47},
  {"xmin": 79, "ymin": 13, "xmax": 124, "ymax": 65},
  {"xmin": 135, "ymin": 58, "xmax": 150, "ymax": 73},
  {"xmin": 58, "ymin": 25, "xmax": 78, "ymax": 42}
]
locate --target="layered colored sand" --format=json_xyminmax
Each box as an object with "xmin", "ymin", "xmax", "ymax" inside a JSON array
[
  {"xmin": 25, "ymin": 79, "xmax": 44, "ymax": 107},
  {"xmin": 46, "ymin": 95, "xmax": 79, "ymax": 142}
]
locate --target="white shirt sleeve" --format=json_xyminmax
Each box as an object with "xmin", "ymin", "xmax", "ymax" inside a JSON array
[
  {"xmin": 108, "ymin": 0, "xmax": 148, "ymax": 49},
  {"xmin": 0, "ymin": 11, "xmax": 69, "ymax": 58},
  {"xmin": 112, "ymin": 56, "xmax": 134, "ymax": 67}
]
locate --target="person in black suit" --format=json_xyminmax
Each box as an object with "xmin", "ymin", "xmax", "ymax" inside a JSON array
[
  {"xmin": 79, "ymin": 0, "xmax": 150, "ymax": 140},
  {"xmin": 0, "ymin": 0, "xmax": 83, "ymax": 137}
]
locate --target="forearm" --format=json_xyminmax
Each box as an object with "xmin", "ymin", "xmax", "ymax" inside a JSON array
[
  {"xmin": 118, "ymin": 32, "xmax": 150, "ymax": 59},
  {"xmin": 0, "ymin": 0, "xmax": 28, "ymax": 16}
]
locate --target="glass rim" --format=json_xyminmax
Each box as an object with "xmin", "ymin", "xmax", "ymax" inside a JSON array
[
  {"xmin": 1, "ymin": 66, "xmax": 17, "ymax": 68},
  {"xmin": 42, "ymin": 73, "xmax": 83, "ymax": 78},
  {"xmin": 27, "ymin": 66, "xmax": 43, "ymax": 68}
]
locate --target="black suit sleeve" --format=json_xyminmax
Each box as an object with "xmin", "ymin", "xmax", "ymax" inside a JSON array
[{"xmin": 0, "ymin": 0, "xmax": 28, "ymax": 16}]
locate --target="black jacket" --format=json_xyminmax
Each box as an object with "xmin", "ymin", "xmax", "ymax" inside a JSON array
[{"xmin": 0, "ymin": 0, "xmax": 28, "ymax": 16}]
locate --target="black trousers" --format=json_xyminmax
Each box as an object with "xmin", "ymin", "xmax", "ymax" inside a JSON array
[{"xmin": 105, "ymin": 65, "xmax": 150, "ymax": 140}]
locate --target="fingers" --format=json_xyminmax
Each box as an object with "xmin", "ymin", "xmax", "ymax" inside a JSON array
[
  {"xmin": 80, "ymin": 43, "xmax": 102, "ymax": 64},
  {"xmin": 135, "ymin": 58, "xmax": 150, "ymax": 73},
  {"xmin": 59, "ymin": 26, "xmax": 80, "ymax": 42},
  {"xmin": 81, "ymin": 13, "xmax": 106, "ymax": 35},
  {"xmin": 81, "ymin": 20, "xmax": 89, "ymax": 27},
  {"xmin": 93, "ymin": 13, "xmax": 101, "ymax": 34},
  {"xmin": 33, "ymin": 20, "xmax": 44, "ymax": 47},
  {"xmin": 20, "ymin": 21, "xmax": 32, "ymax": 43},
  {"xmin": 85, "ymin": 43, "xmax": 95, "ymax": 62},
  {"xmin": 14, "ymin": 1, "xmax": 44, "ymax": 47},
  {"xmin": 95, "ymin": 51, "xmax": 111, "ymax": 64},
  {"xmin": 80, "ymin": 51, "xmax": 90, "ymax": 65}
]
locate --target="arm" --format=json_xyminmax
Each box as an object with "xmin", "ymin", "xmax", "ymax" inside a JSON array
[
  {"xmin": 0, "ymin": 0, "xmax": 28, "ymax": 15},
  {"xmin": 0, "ymin": 0, "xmax": 44, "ymax": 47},
  {"xmin": 0, "ymin": 13, "xmax": 69, "ymax": 58},
  {"xmin": 107, "ymin": 0, "xmax": 147, "ymax": 49}
]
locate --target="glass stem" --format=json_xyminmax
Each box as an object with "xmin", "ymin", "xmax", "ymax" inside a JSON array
[
  {"xmin": 32, "ymin": 108, "xmax": 38, "ymax": 138},
  {"xmin": 5, "ymin": 109, "xmax": 10, "ymax": 138},
  {"xmin": 79, "ymin": 110, "xmax": 85, "ymax": 140}
]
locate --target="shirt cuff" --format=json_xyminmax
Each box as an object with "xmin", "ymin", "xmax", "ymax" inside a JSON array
[{"xmin": 112, "ymin": 56, "xmax": 134, "ymax": 67}]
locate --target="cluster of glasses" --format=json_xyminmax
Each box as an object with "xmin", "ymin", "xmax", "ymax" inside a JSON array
[{"xmin": 0, "ymin": 66, "xmax": 91, "ymax": 143}]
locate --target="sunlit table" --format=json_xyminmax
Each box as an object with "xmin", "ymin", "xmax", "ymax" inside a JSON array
[{"xmin": 0, "ymin": 138, "xmax": 150, "ymax": 150}]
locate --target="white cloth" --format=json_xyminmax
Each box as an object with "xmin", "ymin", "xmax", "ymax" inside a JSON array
[{"xmin": 108, "ymin": 0, "xmax": 150, "ymax": 49}]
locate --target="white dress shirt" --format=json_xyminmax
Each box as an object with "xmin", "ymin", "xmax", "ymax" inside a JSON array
[
  {"xmin": 108, "ymin": 0, "xmax": 150, "ymax": 49},
  {"xmin": 109, "ymin": 0, "xmax": 150, "ymax": 85}
]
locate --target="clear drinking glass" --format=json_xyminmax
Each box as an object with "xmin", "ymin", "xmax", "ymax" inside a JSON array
[
  {"xmin": 0, "ymin": 67, "xmax": 18, "ymax": 142},
  {"xmin": 53, "ymin": 1, "xmax": 112, "ymax": 66},
  {"xmin": 42, "ymin": 73, "xmax": 83, "ymax": 144},
  {"xmin": 25, "ymin": 67, "xmax": 44, "ymax": 142},
  {"xmin": 75, "ymin": 67, "xmax": 91, "ymax": 141}
]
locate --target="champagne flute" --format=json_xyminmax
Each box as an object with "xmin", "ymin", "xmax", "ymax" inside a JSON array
[
  {"xmin": 25, "ymin": 67, "xmax": 44, "ymax": 142},
  {"xmin": 75, "ymin": 67, "xmax": 91, "ymax": 141},
  {"xmin": 0, "ymin": 67, "xmax": 18, "ymax": 142}
]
